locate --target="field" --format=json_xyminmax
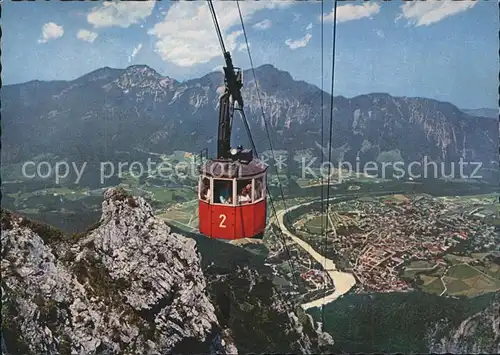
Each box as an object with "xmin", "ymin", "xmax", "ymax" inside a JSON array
[
  {"xmin": 143, "ymin": 187, "xmax": 174, "ymax": 201},
  {"xmin": 406, "ymin": 265, "xmax": 447, "ymax": 295},
  {"xmin": 405, "ymin": 260, "xmax": 436, "ymax": 270},
  {"xmin": 303, "ymin": 215, "xmax": 325, "ymax": 234},
  {"xmin": 471, "ymin": 252, "xmax": 490, "ymax": 260},
  {"xmin": 475, "ymin": 261, "xmax": 500, "ymax": 280},
  {"xmin": 402, "ymin": 261, "xmax": 436, "ymax": 279},
  {"xmin": 141, "ymin": 186, "xmax": 196, "ymax": 204},
  {"xmin": 296, "ymin": 178, "xmax": 322, "ymax": 188},
  {"xmin": 385, "ymin": 194, "xmax": 410, "ymax": 203},
  {"xmin": 446, "ymin": 264, "xmax": 482, "ymax": 278},
  {"xmin": 440, "ymin": 264, "xmax": 500, "ymax": 297},
  {"xmin": 421, "ymin": 277, "xmax": 445, "ymax": 295},
  {"xmin": 157, "ymin": 199, "xmax": 199, "ymax": 231},
  {"xmin": 8, "ymin": 187, "xmax": 90, "ymax": 202},
  {"xmin": 444, "ymin": 253, "xmax": 475, "ymax": 265},
  {"xmin": 403, "ymin": 252, "xmax": 500, "ymax": 298},
  {"xmin": 409, "ymin": 262, "xmax": 500, "ymax": 297},
  {"xmin": 428, "ymin": 266, "xmax": 447, "ymax": 278},
  {"xmin": 302, "ymin": 210, "xmax": 347, "ymax": 235}
]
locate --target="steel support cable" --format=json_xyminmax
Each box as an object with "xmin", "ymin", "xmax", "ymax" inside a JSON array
[
  {"xmin": 240, "ymin": 106, "xmax": 302, "ymax": 317},
  {"xmin": 235, "ymin": 1, "xmax": 290, "ymax": 218},
  {"xmin": 320, "ymin": 0, "xmax": 326, "ymax": 328},
  {"xmin": 320, "ymin": 0, "xmax": 326, "ymax": 207},
  {"xmin": 207, "ymin": 0, "xmax": 227, "ymax": 56},
  {"xmin": 207, "ymin": 1, "xmax": 301, "ymax": 321},
  {"xmin": 322, "ymin": 0, "xmax": 339, "ymax": 327},
  {"xmin": 235, "ymin": 0, "xmax": 303, "ymax": 290},
  {"xmin": 238, "ymin": 109, "xmax": 301, "ymax": 289},
  {"xmin": 208, "ymin": 0, "xmax": 302, "ymax": 291}
]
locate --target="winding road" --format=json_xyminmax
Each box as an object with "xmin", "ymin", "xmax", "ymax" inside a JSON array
[{"xmin": 275, "ymin": 199, "xmax": 357, "ymax": 310}]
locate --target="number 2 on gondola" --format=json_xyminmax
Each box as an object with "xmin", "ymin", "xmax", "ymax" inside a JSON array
[{"xmin": 219, "ymin": 214, "xmax": 227, "ymax": 228}]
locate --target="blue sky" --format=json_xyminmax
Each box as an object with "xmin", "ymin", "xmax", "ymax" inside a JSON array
[{"xmin": 2, "ymin": 0, "xmax": 498, "ymax": 109}]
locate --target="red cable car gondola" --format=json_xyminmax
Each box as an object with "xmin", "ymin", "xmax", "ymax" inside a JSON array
[
  {"xmin": 197, "ymin": 6, "xmax": 267, "ymax": 240},
  {"xmin": 198, "ymin": 155, "xmax": 267, "ymax": 240}
]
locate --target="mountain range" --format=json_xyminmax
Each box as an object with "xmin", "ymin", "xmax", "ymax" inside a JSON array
[{"xmin": 2, "ymin": 64, "xmax": 498, "ymax": 170}]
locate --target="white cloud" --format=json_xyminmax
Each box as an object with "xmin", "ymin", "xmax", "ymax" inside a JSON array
[
  {"xmin": 322, "ymin": 3, "xmax": 380, "ymax": 23},
  {"xmin": 396, "ymin": 0, "xmax": 478, "ymax": 27},
  {"xmin": 87, "ymin": 1, "xmax": 155, "ymax": 28},
  {"xmin": 306, "ymin": 23, "xmax": 313, "ymax": 30},
  {"xmin": 148, "ymin": 1, "xmax": 293, "ymax": 67},
  {"xmin": 285, "ymin": 33, "xmax": 312, "ymax": 50},
  {"xmin": 128, "ymin": 43, "xmax": 143, "ymax": 63},
  {"xmin": 38, "ymin": 22, "xmax": 64, "ymax": 43},
  {"xmin": 375, "ymin": 29, "xmax": 385, "ymax": 38},
  {"xmin": 76, "ymin": 29, "xmax": 98, "ymax": 43},
  {"xmin": 253, "ymin": 19, "xmax": 272, "ymax": 30},
  {"xmin": 238, "ymin": 42, "xmax": 251, "ymax": 52}
]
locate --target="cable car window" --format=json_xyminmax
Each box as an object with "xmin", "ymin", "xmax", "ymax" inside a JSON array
[
  {"xmin": 213, "ymin": 179, "xmax": 233, "ymax": 204},
  {"xmin": 199, "ymin": 177, "xmax": 211, "ymax": 202},
  {"xmin": 254, "ymin": 176, "xmax": 265, "ymax": 201},
  {"xmin": 236, "ymin": 179, "xmax": 252, "ymax": 204}
]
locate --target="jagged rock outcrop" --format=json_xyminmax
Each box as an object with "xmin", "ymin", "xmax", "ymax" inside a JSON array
[
  {"xmin": 2, "ymin": 188, "xmax": 327, "ymax": 354},
  {"xmin": 1, "ymin": 188, "xmax": 229, "ymax": 354},
  {"xmin": 427, "ymin": 293, "xmax": 500, "ymax": 354}
]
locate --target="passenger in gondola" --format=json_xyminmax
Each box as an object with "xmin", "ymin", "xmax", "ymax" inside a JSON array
[
  {"xmin": 219, "ymin": 181, "xmax": 232, "ymax": 204},
  {"xmin": 202, "ymin": 185, "xmax": 211, "ymax": 201},
  {"xmin": 201, "ymin": 179, "xmax": 211, "ymax": 201},
  {"xmin": 254, "ymin": 179, "xmax": 263, "ymax": 200},
  {"xmin": 238, "ymin": 185, "xmax": 251, "ymax": 204}
]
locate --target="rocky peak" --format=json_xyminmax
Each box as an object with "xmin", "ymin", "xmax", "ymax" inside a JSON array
[
  {"xmin": 105, "ymin": 65, "xmax": 177, "ymax": 93},
  {"xmin": 246, "ymin": 64, "xmax": 295, "ymax": 90},
  {"xmin": 251, "ymin": 64, "xmax": 282, "ymax": 76},
  {"xmin": 1, "ymin": 188, "xmax": 234, "ymax": 354},
  {"xmin": 75, "ymin": 67, "xmax": 124, "ymax": 84},
  {"xmin": 124, "ymin": 65, "xmax": 162, "ymax": 78}
]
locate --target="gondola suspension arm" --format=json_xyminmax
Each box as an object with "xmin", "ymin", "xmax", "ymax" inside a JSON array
[{"xmin": 207, "ymin": 0, "xmax": 244, "ymax": 159}]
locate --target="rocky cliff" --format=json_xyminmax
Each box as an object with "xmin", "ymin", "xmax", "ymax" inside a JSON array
[{"xmin": 1, "ymin": 188, "xmax": 325, "ymax": 354}]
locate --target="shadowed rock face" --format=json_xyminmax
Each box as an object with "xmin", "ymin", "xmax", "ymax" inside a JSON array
[
  {"xmin": 1, "ymin": 188, "xmax": 229, "ymax": 354},
  {"xmin": 427, "ymin": 293, "xmax": 500, "ymax": 354}
]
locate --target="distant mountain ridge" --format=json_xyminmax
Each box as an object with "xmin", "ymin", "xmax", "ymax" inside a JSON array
[
  {"xmin": 460, "ymin": 108, "xmax": 498, "ymax": 119},
  {"xmin": 2, "ymin": 64, "xmax": 498, "ymax": 168}
]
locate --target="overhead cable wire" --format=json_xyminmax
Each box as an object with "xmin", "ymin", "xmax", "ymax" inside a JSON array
[
  {"xmin": 207, "ymin": 0, "xmax": 227, "ymax": 55},
  {"xmin": 236, "ymin": 1, "xmax": 290, "ymax": 217},
  {"xmin": 207, "ymin": 0, "xmax": 302, "ymax": 290},
  {"xmin": 320, "ymin": 0, "xmax": 326, "ymax": 328},
  {"xmin": 236, "ymin": 0, "xmax": 302, "ymax": 289},
  {"xmin": 238, "ymin": 109, "xmax": 301, "ymax": 288},
  {"xmin": 322, "ymin": 0, "xmax": 339, "ymax": 328}
]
